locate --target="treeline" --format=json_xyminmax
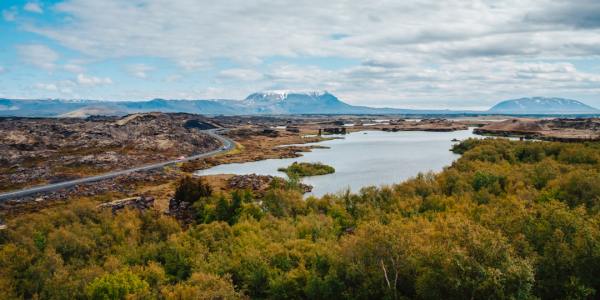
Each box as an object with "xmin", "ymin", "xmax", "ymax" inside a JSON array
[{"xmin": 1, "ymin": 138, "xmax": 599, "ymax": 299}]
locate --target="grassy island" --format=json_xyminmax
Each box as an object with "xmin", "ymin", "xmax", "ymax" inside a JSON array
[{"xmin": 278, "ymin": 162, "xmax": 335, "ymax": 177}]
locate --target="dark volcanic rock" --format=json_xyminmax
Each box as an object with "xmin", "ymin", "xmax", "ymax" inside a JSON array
[
  {"xmin": 227, "ymin": 174, "xmax": 312, "ymax": 194},
  {"xmin": 474, "ymin": 118, "xmax": 600, "ymax": 141},
  {"xmin": 167, "ymin": 197, "xmax": 195, "ymax": 225},
  {"xmin": 0, "ymin": 113, "xmax": 221, "ymax": 192},
  {"xmin": 97, "ymin": 196, "xmax": 155, "ymax": 213},
  {"xmin": 183, "ymin": 119, "xmax": 217, "ymax": 130}
]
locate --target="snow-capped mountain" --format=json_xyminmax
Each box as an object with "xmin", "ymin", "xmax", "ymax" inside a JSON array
[
  {"xmin": 242, "ymin": 90, "xmax": 368, "ymax": 114},
  {"xmin": 488, "ymin": 97, "xmax": 599, "ymax": 114},
  {"xmin": 245, "ymin": 90, "xmax": 328, "ymax": 102}
]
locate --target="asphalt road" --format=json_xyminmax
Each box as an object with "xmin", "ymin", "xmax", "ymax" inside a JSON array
[{"xmin": 0, "ymin": 129, "xmax": 235, "ymax": 202}]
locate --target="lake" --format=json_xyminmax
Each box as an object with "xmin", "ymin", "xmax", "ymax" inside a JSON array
[{"xmin": 195, "ymin": 129, "xmax": 478, "ymax": 196}]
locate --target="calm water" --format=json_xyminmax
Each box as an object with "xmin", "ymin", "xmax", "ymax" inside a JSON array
[{"xmin": 195, "ymin": 129, "xmax": 477, "ymax": 196}]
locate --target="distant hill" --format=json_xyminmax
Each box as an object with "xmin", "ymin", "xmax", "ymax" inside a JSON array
[
  {"xmin": 1, "ymin": 93, "xmax": 599, "ymax": 117},
  {"xmin": 240, "ymin": 91, "xmax": 420, "ymax": 114},
  {"xmin": 488, "ymin": 97, "xmax": 599, "ymax": 114},
  {"xmin": 243, "ymin": 91, "xmax": 356, "ymax": 114},
  {"xmin": 0, "ymin": 91, "xmax": 451, "ymax": 117}
]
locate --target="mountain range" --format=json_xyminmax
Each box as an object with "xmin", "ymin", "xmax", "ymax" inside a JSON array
[{"xmin": 0, "ymin": 92, "xmax": 598, "ymax": 117}]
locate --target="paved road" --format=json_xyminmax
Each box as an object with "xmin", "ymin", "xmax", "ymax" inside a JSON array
[{"xmin": 0, "ymin": 129, "xmax": 235, "ymax": 202}]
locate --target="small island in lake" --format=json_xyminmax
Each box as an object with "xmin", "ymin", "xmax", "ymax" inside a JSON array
[{"xmin": 278, "ymin": 162, "xmax": 335, "ymax": 177}]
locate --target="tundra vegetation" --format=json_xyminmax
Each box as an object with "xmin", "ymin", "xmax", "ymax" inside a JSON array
[
  {"xmin": 1, "ymin": 138, "xmax": 600, "ymax": 299},
  {"xmin": 277, "ymin": 162, "xmax": 336, "ymax": 178}
]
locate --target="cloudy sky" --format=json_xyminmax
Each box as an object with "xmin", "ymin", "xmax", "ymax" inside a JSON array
[{"xmin": 1, "ymin": 0, "xmax": 600, "ymax": 109}]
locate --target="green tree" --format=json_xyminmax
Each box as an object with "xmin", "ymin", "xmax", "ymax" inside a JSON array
[
  {"xmin": 555, "ymin": 170, "xmax": 600, "ymax": 208},
  {"xmin": 86, "ymin": 269, "xmax": 149, "ymax": 300}
]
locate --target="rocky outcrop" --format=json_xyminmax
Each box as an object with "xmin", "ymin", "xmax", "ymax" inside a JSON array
[
  {"xmin": 2, "ymin": 169, "xmax": 176, "ymax": 205},
  {"xmin": 404, "ymin": 119, "xmax": 468, "ymax": 131},
  {"xmin": 320, "ymin": 127, "xmax": 347, "ymax": 135},
  {"xmin": 167, "ymin": 197, "xmax": 195, "ymax": 225},
  {"xmin": 226, "ymin": 128, "xmax": 281, "ymax": 138},
  {"xmin": 286, "ymin": 126, "xmax": 300, "ymax": 133},
  {"xmin": 228, "ymin": 174, "xmax": 275, "ymax": 191},
  {"xmin": 474, "ymin": 118, "xmax": 600, "ymax": 141},
  {"xmin": 474, "ymin": 118, "xmax": 544, "ymax": 135},
  {"xmin": 97, "ymin": 196, "xmax": 155, "ymax": 213},
  {"xmin": 261, "ymin": 128, "xmax": 279, "ymax": 137},
  {"xmin": 227, "ymin": 174, "xmax": 312, "ymax": 194},
  {"xmin": 352, "ymin": 118, "xmax": 468, "ymax": 132}
]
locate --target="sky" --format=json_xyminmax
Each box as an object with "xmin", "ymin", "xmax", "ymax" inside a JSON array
[{"xmin": 1, "ymin": 0, "xmax": 600, "ymax": 109}]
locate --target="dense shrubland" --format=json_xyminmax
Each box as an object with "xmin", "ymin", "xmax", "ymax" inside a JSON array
[{"xmin": 1, "ymin": 138, "xmax": 600, "ymax": 299}]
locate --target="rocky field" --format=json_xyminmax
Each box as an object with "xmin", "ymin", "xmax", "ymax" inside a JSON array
[
  {"xmin": 0, "ymin": 113, "xmax": 221, "ymax": 192},
  {"xmin": 474, "ymin": 118, "xmax": 600, "ymax": 141}
]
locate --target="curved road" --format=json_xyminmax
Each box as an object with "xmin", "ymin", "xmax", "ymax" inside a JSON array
[{"xmin": 0, "ymin": 129, "xmax": 235, "ymax": 202}]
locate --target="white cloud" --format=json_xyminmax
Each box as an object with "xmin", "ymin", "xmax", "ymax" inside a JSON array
[
  {"xmin": 164, "ymin": 74, "xmax": 182, "ymax": 82},
  {"xmin": 24, "ymin": 2, "xmax": 43, "ymax": 14},
  {"xmin": 26, "ymin": 1, "xmax": 600, "ymax": 68},
  {"xmin": 2, "ymin": 7, "xmax": 17, "ymax": 22},
  {"xmin": 34, "ymin": 83, "xmax": 58, "ymax": 92},
  {"xmin": 63, "ymin": 63, "xmax": 85, "ymax": 73},
  {"xmin": 77, "ymin": 74, "xmax": 113, "ymax": 86},
  {"xmin": 0, "ymin": 66, "xmax": 5, "ymax": 74},
  {"xmin": 17, "ymin": 44, "xmax": 59, "ymax": 70},
  {"xmin": 10, "ymin": 0, "xmax": 600, "ymax": 107},
  {"xmin": 251, "ymin": 59, "xmax": 600, "ymax": 109},
  {"xmin": 28, "ymin": 0, "xmax": 583, "ymax": 62},
  {"xmin": 219, "ymin": 69, "xmax": 263, "ymax": 81},
  {"xmin": 34, "ymin": 80, "xmax": 78, "ymax": 96},
  {"xmin": 525, "ymin": 0, "xmax": 600, "ymax": 29},
  {"xmin": 177, "ymin": 60, "xmax": 210, "ymax": 71},
  {"xmin": 126, "ymin": 64, "xmax": 154, "ymax": 79}
]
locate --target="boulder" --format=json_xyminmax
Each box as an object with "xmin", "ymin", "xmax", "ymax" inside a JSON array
[
  {"xmin": 97, "ymin": 196, "xmax": 154, "ymax": 213},
  {"xmin": 167, "ymin": 197, "xmax": 194, "ymax": 224}
]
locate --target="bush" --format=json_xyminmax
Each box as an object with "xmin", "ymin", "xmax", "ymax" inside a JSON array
[
  {"xmin": 161, "ymin": 273, "xmax": 240, "ymax": 300},
  {"xmin": 555, "ymin": 170, "xmax": 600, "ymax": 208},
  {"xmin": 558, "ymin": 147, "xmax": 598, "ymax": 164},
  {"xmin": 471, "ymin": 171, "xmax": 506, "ymax": 194},
  {"xmin": 87, "ymin": 269, "xmax": 149, "ymax": 300},
  {"xmin": 514, "ymin": 143, "xmax": 546, "ymax": 163},
  {"xmin": 450, "ymin": 138, "xmax": 483, "ymax": 154},
  {"xmin": 174, "ymin": 176, "xmax": 213, "ymax": 204}
]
